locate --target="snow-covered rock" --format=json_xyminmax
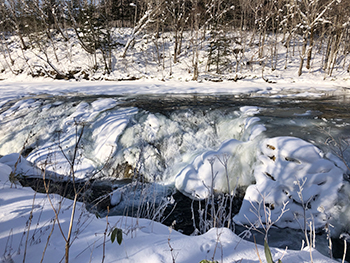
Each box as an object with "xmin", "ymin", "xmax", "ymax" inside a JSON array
[{"xmin": 234, "ymin": 136, "xmax": 345, "ymax": 230}]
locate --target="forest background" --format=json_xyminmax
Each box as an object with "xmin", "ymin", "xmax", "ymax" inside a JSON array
[{"xmin": 0, "ymin": 0, "xmax": 349, "ymax": 81}]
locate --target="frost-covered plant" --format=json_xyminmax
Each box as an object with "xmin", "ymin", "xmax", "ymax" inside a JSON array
[
  {"xmin": 318, "ymin": 206, "xmax": 334, "ymax": 259},
  {"xmin": 340, "ymin": 233, "xmax": 350, "ymax": 263},
  {"xmin": 322, "ymin": 128, "xmax": 350, "ymax": 262},
  {"xmin": 167, "ymin": 221, "xmax": 178, "ymax": 263},
  {"xmin": 242, "ymin": 190, "xmax": 288, "ymax": 263},
  {"xmin": 323, "ymin": 128, "xmax": 350, "ymax": 177},
  {"xmin": 2, "ymin": 229, "xmax": 15, "ymax": 263},
  {"xmin": 216, "ymin": 153, "xmax": 235, "ymax": 230},
  {"xmin": 196, "ymin": 155, "xmax": 236, "ymax": 234},
  {"xmin": 293, "ymin": 176, "xmax": 317, "ymax": 263},
  {"xmin": 40, "ymin": 121, "xmax": 95, "ymax": 263},
  {"xmin": 243, "ymin": 190, "xmax": 289, "ymax": 243}
]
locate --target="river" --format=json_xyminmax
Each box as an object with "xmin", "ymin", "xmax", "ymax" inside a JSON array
[{"xmin": 1, "ymin": 92, "xmax": 350, "ymax": 260}]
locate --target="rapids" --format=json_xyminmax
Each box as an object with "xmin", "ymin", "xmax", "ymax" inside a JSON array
[{"xmin": 1, "ymin": 93, "xmax": 350, "ymax": 259}]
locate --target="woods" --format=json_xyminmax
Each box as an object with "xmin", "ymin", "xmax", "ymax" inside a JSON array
[{"xmin": 0, "ymin": 0, "xmax": 349, "ymax": 80}]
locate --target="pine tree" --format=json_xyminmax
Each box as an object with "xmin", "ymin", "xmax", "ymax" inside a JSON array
[{"xmin": 207, "ymin": 28, "xmax": 231, "ymax": 74}]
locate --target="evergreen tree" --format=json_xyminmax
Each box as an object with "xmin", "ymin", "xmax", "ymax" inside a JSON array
[{"xmin": 207, "ymin": 28, "xmax": 231, "ymax": 74}]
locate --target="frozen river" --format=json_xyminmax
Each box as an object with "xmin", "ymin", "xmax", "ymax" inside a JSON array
[
  {"xmin": 1, "ymin": 92, "xmax": 350, "ymax": 260},
  {"xmin": 1, "ymin": 93, "xmax": 349, "ymax": 180}
]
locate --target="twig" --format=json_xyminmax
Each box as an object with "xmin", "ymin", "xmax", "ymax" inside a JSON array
[
  {"xmin": 253, "ymin": 235, "xmax": 263, "ymax": 263},
  {"xmin": 23, "ymin": 191, "xmax": 37, "ymax": 263},
  {"xmin": 40, "ymin": 217, "xmax": 56, "ymax": 263},
  {"xmin": 102, "ymin": 206, "xmax": 110, "ymax": 263}
]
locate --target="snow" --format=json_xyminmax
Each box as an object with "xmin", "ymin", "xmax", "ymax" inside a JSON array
[
  {"xmin": 0, "ymin": 77, "xmax": 347, "ymax": 101},
  {"xmin": 0, "ymin": 160, "xmax": 337, "ymax": 262},
  {"xmin": 91, "ymin": 107, "xmax": 138, "ymax": 163},
  {"xmin": 233, "ymin": 136, "xmax": 345, "ymax": 231},
  {"xmin": 175, "ymin": 139, "xmax": 243, "ymax": 199},
  {"xmin": 174, "ymin": 105, "xmax": 267, "ymax": 200},
  {"xmin": 0, "ymin": 79, "xmax": 348, "ymax": 262},
  {"xmin": 0, "ymin": 153, "xmax": 43, "ymax": 178},
  {"xmin": 1, "ymin": 31, "xmax": 350, "ymax": 262}
]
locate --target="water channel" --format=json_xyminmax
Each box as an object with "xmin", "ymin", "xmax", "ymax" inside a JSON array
[{"xmin": 1, "ymin": 92, "xmax": 350, "ymax": 260}]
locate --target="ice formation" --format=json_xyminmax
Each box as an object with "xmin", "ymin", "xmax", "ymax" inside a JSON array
[
  {"xmin": 1, "ymin": 95, "xmax": 349, "ymax": 233},
  {"xmin": 234, "ymin": 136, "xmax": 346, "ymax": 230},
  {"xmin": 174, "ymin": 133, "xmax": 347, "ymax": 231},
  {"xmin": 174, "ymin": 139, "xmax": 257, "ymax": 199}
]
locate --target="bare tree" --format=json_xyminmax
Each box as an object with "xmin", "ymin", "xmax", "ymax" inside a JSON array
[
  {"xmin": 6, "ymin": 0, "xmax": 28, "ymax": 51},
  {"xmin": 121, "ymin": 0, "xmax": 165, "ymax": 58},
  {"xmin": 280, "ymin": 1, "xmax": 298, "ymax": 69},
  {"xmin": 322, "ymin": 0, "xmax": 350, "ymax": 76},
  {"xmin": 190, "ymin": 0, "xmax": 200, "ymax": 80},
  {"xmin": 166, "ymin": 0, "xmax": 190, "ymax": 63},
  {"xmin": 292, "ymin": 0, "xmax": 338, "ymax": 76}
]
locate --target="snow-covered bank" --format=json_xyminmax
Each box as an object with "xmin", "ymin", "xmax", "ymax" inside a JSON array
[
  {"xmin": 0, "ymin": 161, "xmax": 338, "ymax": 262},
  {"xmin": 0, "ymin": 77, "xmax": 349, "ymax": 101}
]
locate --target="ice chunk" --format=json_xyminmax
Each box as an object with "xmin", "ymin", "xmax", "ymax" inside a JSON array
[
  {"xmin": 92, "ymin": 108, "xmax": 138, "ymax": 163},
  {"xmin": 0, "ymin": 153, "xmax": 43, "ymax": 177},
  {"xmin": 240, "ymin": 106, "xmax": 260, "ymax": 116},
  {"xmin": 175, "ymin": 139, "xmax": 256, "ymax": 199},
  {"xmin": 110, "ymin": 189, "xmax": 123, "ymax": 206},
  {"xmin": 0, "ymin": 163, "xmax": 13, "ymax": 184}
]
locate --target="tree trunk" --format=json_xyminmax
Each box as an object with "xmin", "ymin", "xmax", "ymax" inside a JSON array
[
  {"xmin": 306, "ymin": 26, "xmax": 314, "ymax": 70},
  {"xmin": 121, "ymin": 3, "xmax": 164, "ymax": 58},
  {"xmin": 191, "ymin": 0, "xmax": 199, "ymax": 81},
  {"xmin": 329, "ymin": 30, "xmax": 343, "ymax": 76},
  {"xmin": 298, "ymin": 35, "xmax": 308, "ymax": 76},
  {"xmin": 323, "ymin": 35, "xmax": 332, "ymax": 70},
  {"xmin": 174, "ymin": 30, "xmax": 179, "ymax": 63}
]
